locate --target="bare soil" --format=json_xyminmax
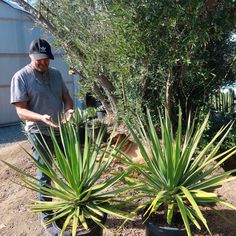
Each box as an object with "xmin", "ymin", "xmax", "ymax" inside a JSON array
[{"xmin": 0, "ymin": 141, "xmax": 236, "ymax": 236}]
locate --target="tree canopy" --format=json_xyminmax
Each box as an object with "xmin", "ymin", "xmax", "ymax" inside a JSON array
[{"xmin": 15, "ymin": 0, "xmax": 235, "ymax": 124}]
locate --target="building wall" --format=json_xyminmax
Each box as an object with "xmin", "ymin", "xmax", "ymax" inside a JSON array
[{"xmin": 0, "ymin": 1, "xmax": 74, "ymax": 126}]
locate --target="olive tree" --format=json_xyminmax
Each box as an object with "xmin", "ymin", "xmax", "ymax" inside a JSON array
[{"xmin": 15, "ymin": 0, "xmax": 235, "ymax": 126}]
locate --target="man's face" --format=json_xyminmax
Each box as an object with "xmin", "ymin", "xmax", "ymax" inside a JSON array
[{"xmin": 30, "ymin": 58, "xmax": 50, "ymax": 73}]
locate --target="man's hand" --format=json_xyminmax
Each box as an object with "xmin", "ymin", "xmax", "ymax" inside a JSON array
[
  {"xmin": 41, "ymin": 114, "xmax": 59, "ymax": 128},
  {"xmin": 15, "ymin": 102, "xmax": 58, "ymax": 128},
  {"xmin": 65, "ymin": 109, "xmax": 74, "ymax": 121}
]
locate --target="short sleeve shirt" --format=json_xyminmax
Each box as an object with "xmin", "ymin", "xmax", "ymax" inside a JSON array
[{"xmin": 10, "ymin": 65, "xmax": 68, "ymax": 135}]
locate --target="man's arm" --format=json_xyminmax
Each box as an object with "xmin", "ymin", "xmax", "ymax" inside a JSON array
[
  {"xmin": 62, "ymin": 91, "xmax": 73, "ymax": 111},
  {"xmin": 62, "ymin": 91, "xmax": 74, "ymax": 121},
  {"xmin": 14, "ymin": 101, "xmax": 58, "ymax": 128}
]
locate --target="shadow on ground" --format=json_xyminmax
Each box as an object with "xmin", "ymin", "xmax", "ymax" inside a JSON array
[
  {"xmin": 0, "ymin": 123, "xmax": 26, "ymax": 146},
  {"xmin": 106, "ymin": 208, "xmax": 236, "ymax": 236}
]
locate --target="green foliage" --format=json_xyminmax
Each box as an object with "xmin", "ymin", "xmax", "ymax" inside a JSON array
[
  {"xmin": 210, "ymin": 89, "xmax": 235, "ymax": 113},
  {"xmin": 200, "ymin": 112, "xmax": 236, "ymax": 152},
  {"xmin": 85, "ymin": 107, "xmax": 97, "ymax": 118},
  {"xmin": 69, "ymin": 108, "xmax": 87, "ymax": 126},
  {"xmin": 120, "ymin": 109, "xmax": 236, "ymax": 236},
  {"xmin": 33, "ymin": 0, "xmax": 235, "ymax": 123}
]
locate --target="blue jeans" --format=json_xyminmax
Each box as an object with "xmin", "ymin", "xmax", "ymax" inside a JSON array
[{"xmin": 28, "ymin": 133, "xmax": 62, "ymax": 222}]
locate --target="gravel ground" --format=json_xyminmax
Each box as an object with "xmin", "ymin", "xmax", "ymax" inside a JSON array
[{"xmin": 0, "ymin": 123, "xmax": 27, "ymax": 148}]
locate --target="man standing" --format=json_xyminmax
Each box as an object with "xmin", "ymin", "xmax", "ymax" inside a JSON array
[{"xmin": 10, "ymin": 38, "xmax": 73, "ymax": 229}]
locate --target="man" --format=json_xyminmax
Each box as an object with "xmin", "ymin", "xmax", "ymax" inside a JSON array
[{"xmin": 10, "ymin": 38, "xmax": 74, "ymax": 229}]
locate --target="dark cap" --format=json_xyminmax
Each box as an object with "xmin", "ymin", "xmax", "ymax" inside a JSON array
[{"xmin": 29, "ymin": 38, "xmax": 54, "ymax": 60}]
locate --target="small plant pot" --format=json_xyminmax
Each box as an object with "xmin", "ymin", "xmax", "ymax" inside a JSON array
[
  {"xmin": 145, "ymin": 220, "xmax": 188, "ymax": 236},
  {"xmin": 96, "ymin": 110, "xmax": 106, "ymax": 120},
  {"xmin": 88, "ymin": 126, "xmax": 101, "ymax": 141},
  {"xmin": 50, "ymin": 214, "xmax": 107, "ymax": 236},
  {"xmin": 142, "ymin": 209, "xmax": 190, "ymax": 236},
  {"xmin": 78, "ymin": 126, "xmax": 85, "ymax": 145}
]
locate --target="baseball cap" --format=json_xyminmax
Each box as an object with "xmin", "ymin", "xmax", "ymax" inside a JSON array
[{"xmin": 29, "ymin": 38, "xmax": 54, "ymax": 60}]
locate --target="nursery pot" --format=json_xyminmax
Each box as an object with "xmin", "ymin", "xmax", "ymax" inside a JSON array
[
  {"xmin": 142, "ymin": 210, "xmax": 189, "ymax": 236},
  {"xmin": 88, "ymin": 126, "xmax": 101, "ymax": 141},
  {"xmin": 96, "ymin": 110, "xmax": 106, "ymax": 120},
  {"xmin": 78, "ymin": 126, "xmax": 85, "ymax": 145},
  {"xmin": 145, "ymin": 220, "xmax": 188, "ymax": 236},
  {"xmin": 49, "ymin": 214, "xmax": 107, "ymax": 236}
]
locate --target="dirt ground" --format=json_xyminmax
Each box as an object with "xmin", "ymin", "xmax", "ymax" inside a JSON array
[{"xmin": 0, "ymin": 140, "xmax": 236, "ymax": 236}]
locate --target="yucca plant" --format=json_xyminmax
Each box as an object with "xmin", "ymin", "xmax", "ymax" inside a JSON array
[
  {"xmin": 120, "ymin": 109, "xmax": 236, "ymax": 236},
  {"xmin": 2, "ymin": 121, "xmax": 130, "ymax": 236}
]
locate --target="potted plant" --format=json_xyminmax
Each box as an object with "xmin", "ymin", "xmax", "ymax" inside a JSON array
[
  {"xmin": 119, "ymin": 109, "xmax": 236, "ymax": 236},
  {"xmin": 96, "ymin": 105, "xmax": 106, "ymax": 121},
  {"xmin": 69, "ymin": 108, "xmax": 106, "ymax": 144},
  {"xmin": 2, "ymin": 120, "xmax": 130, "ymax": 236}
]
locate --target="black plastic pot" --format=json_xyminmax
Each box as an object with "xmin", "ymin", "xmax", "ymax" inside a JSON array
[
  {"xmin": 78, "ymin": 126, "xmax": 85, "ymax": 145},
  {"xmin": 145, "ymin": 220, "xmax": 188, "ymax": 236},
  {"xmin": 48, "ymin": 214, "xmax": 107, "ymax": 236},
  {"xmin": 96, "ymin": 110, "xmax": 106, "ymax": 120},
  {"xmin": 142, "ymin": 208, "xmax": 189, "ymax": 236}
]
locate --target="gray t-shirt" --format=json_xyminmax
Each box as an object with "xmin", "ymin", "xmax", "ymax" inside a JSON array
[{"xmin": 10, "ymin": 65, "xmax": 68, "ymax": 135}]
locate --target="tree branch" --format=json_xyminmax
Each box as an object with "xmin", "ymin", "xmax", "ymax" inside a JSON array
[
  {"xmin": 93, "ymin": 82, "xmax": 112, "ymax": 114},
  {"xmin": 14, "ymin": 0, "xmax": 86, "ymax": 59},
  {"xmin": 96, "ymin": 74, "xmax": 118, "ymax": 113}
]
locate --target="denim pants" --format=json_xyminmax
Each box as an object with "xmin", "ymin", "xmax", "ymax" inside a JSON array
[{"xmin": 28, "ymin": 132, "xmax": 62, "ymax": 222}]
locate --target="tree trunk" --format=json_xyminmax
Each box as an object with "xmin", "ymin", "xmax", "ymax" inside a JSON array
[
  {"xmin": 165, "ymin": 68, "xmax": 176, "ymax": 126},
  {"xmin": 96, "ymin": 75, "xmax": 118, "ymax": 114},
  {"xmin": 93, "ymin": 82, "xmax": 112, "ymax": 115}
]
